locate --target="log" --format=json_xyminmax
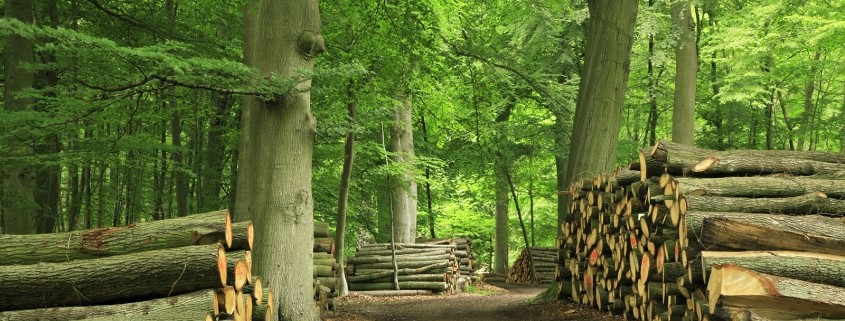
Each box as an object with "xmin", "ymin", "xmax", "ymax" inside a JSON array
[
  {"xmin": 347, "ymin": 282, "xmax": 447, "ymax": 291},
  {"xmin": 708, "ymin": 264, "xmax": 845, "ymax": 319},
  {"xmin": 362, "ymin": 274, "xmax": 447, "ymax": 283},
  {"xmin": 650, "ymin": 140, "xmax": 845, "ymax": 171},
  {"xmin": 349, "ymin": 290, "xmax": 432, "ymax": 296},
  {"xmin": 347, "ymin": 254, "xmax": 454, "ymax": 264},
  {"xmin": 675, "ymin": 176, "xmax": 845, "ymax": 199},
  {"xmin": 353, "ymin": 260, "xmax": 453, "ymax": 270},
  {"xmin": 314, "ymin": 221, "xmax": 329, "ymax": 238},
  {"xmin": 346, "ymin": 262, "xmax": 451, "ymax": 282},
  {"xmin": 0, "ymin": 290, "xmax": 215, "ymax": 321},
  {"xmin": 0, "ymin": 210, "xmax": 239, "ymax": 266},
  {"xmin": 700, "ymin": 251, "xmax": 845, "ymax": 287},
  {"xmin": 358, "ymin": 243, "xmax": 456, "ymax": 250},
  {"xmin": 353, "ymin": 248, "xmax": 452, "ymax": 257},
  {"xmin": 683, "ymin": 192, "xmax": 845, "ymax": 216},
  {"xmin": 0, "ymin": 243, "xmax": 227, "ymax": 310},
  {"xmin": 314, "ymin": 237, "xmax": 334, "ymax": 254},
  {"xmin": 692, "ymin": 155, "xmax": 845, "ymax": 178},
  {"xmin": 699, "ymin": 215, "xmax": 845, "ymax": 256}
]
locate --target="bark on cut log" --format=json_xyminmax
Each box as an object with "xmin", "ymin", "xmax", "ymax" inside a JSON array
[
  {"xmin": 0, "ymin": 243, "xmax": 227, "ymax": 310},
  {"xmin": 676, "ymin": 176, "xmax": 845, "ymax": 199},
  {"xmin": 314, "ymin": 237, "xmax": 335, "ymax": 254},
  {"xmin": 708, "ymin": 264, "xmax": 845, "ymax": 319},
  {"xmin": 0, "ymin": 210, "xmax": 238, "ymax": 266},
  {"xmin": 700, "ymin": 251, "xmax": 845, "ymax": 287},
  {"xmin": 346, "ymin": 262, "xmax": 450, "ymax": 282},
  {"xmin": 349, "ymin": 290, "xmax": 432, "ymax": 296},
  {"xmin": 347, "ymin": 254, "xmax": 453, "ymax": 264},
  {"xmin": 683, "ymin": 192, "xmax": 845, "ymax": 216},
  {"xmin": 699, "ymin": 215, "xmax": 845, "ymax": 256},
  {"xmin": 0, "ymin": 290, "xmax": 215, "ymax": 321},
  {"xmin": 348, "ymin": 281, "xmax": 447, "ymax": 291},
  {"xmin": 692, "ymin": 155, "xmax": 845, "ymax": 178},
  {"xmin": 314, "ymin": 221, "xmax": 329, "ymax": 238}
]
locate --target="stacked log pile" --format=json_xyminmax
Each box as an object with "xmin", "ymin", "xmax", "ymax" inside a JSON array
[
  {"xmin": 559, "ymin": 140, "xmax": 845, "ymax": 320},
  {"xmin": 346, "ymin": 242, "xmax": 459, "ymax": 296},
  {"xmin": 0, "ymin": 210, "xmax": 276, "ymax": 321},
  {"xmin": 312, "ymin": 221, "xmax": 337, "ymax": 313},
  {"xmin": 507, "ymin": 247, "xmax": 559, "ymax": 284},
  {"xmin": 417, "ymin": 237, "xmax": 476, "ymax": 281}
]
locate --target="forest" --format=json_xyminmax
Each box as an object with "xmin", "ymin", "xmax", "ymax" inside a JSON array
[{"xmin": 1, "ymin": 0, "xmax": 845, "ymax": 320}]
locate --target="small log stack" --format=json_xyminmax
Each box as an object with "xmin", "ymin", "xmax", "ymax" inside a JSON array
[
  {"xmin": 559, "ymin": 140, "xmax": 845, "ymax": 320},
  {"xmin": 417, "ymin": 237, "xmax": 477, "ymax": 283},
  {"xmin": 312, "ymin": 220, "xmax": 337, "ymax": 313},
  {"xmin": 0, "ymin": 209, "xmax": 275, "ymax": 321},
  {"xmin": 346, "ymin": 242, "xmax": 459, "ymax": 295},
  {"xmin": 507, "ymin": 247, "xmax": 559, "ymax": 284}
]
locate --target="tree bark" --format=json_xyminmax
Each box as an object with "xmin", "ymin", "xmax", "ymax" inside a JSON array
[
  {"xmin": 390, "ymin": 98, "xmax": 418, "ymax": 243},
  {"xmin": 0, "ymin": 244, "xmax": 228, "ymax": 311},
  {"xmin": 698, "ymin": 214, "xmax": 845, "ymax": 256},
  {"xmin": 0, "ymin": 290, "xmax": 215, "ymax": 321},
  {"xmin": 199, "ymin": 91, "xmax": 231, "ymax": 212},
  {"xmin": 2, "ymin": 0, "xmax": 37, "ymax": 235},
  {"xmin": 494, "ymin": 158, "xmax": 509, "ymax": 274},
  {"xmin": 348, "ymin": 281, "xmax": 446, "ymax": 292},
  {"xmin": 676, "ymin": 176, "xmax": 845, "ymax": 198},
  {"xmin": 700, "ymin": 251, "xmax": 845, "ymax": 287},
  {"xmin": 683, "ymin": 192, "xmax": 845, "ymax": 215},
  {"xmin": 234, "ymin": 0, "xmax": 323, "ymax": 319},
  {"xmin": 670, "ymin": 0, "xmax": 697, "ymax": 145},
  {"xmin": 798, "ymin": 51, "xmax": 822, "ymax": 151}
]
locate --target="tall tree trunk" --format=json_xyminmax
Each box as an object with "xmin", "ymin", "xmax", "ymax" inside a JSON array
[
  {"xmin": 68, "ymin": 164, "xmax": 81, "ymax": 231},
  {"xmin": 389, "ymin": 98, "xmax": 417, "ymax": 244},
  {"xmin": 671, "ymin": 0, "xmax": 697, "ymax": 145},
  {"xmin": 493, "ymin": 157, "xmax": 510, "ymax": 274},
  {"xmin": 765, "ymin": 88, "xmax": 775, "ymax": 150},
  {"xmin": 153, "ymin": 118, "xmax": 168, "ymax": 220},
  {"xmin": 110, "ymin": 155, "xmax": 122, "ymax": 227},
  {"xmin": 564, "ymin": 0, "xmax": 639, "ymax": 209},
  {"xmin": 647, "ymin": 0, "xmax": 659, "ymax": 147},
  {"xmin": 778, "ymin": 91, "xmax": 796, "ymax": 150},
  {"xmin": 334, "ymin": 82, "xmax": 356, "ymax": 297},
  {"xmin": 171, "ymin": 105, "xmax": 187, "ymax": 217},
  {"xmin": 529, "ymin": 180, "xmax": 535, "ymax": 247},
  {"xmin": 2, "ymin": 0, "xmax": 37, "ymax": 234},
  {"xmin": 234, "ymin": 0, "xmax": 324, "ymax": 319},
  {"xmin": 705, "ymin": 7, "xmax": 726, "ymax": 150},
  {"xmin": 420, "ymin": 111, "xmax": 436, "ymax": 239},
  {"xmin": 841, "ymin": 84, "xmax": 845, "ymax": 154},
  {"xmin": 798, "ymin": 51, "xmax": 822, "ymax": 151},
  {"xmin": 96, "ymin": 163, "xmax": 105, "ymax": 228},
  {"xmin": 199, "ymin": 91, "xmax": 230, "ymax": 212}
]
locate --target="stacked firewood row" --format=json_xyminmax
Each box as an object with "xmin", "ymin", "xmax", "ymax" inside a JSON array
[
  {"xmin": 559, "ymin": 140, "xmax": 845, "ymax": 321},
  {"xmin": 0, "ymin": 210, "xmax": 275, "ymax": 321},
  {"xmin": 312, "ymin": 221, "xmax": 337, "ymax": 313},
  {"xmin": 345, "ymin": 242, "xmax": 460, "ymax": 296},
  {"xmin": 417, "ymin": 237, "xmax": 476, "ymax": 281},
  {"xmin": 507, "ymin": 247, "xmax": 560, "ymax": 284}
]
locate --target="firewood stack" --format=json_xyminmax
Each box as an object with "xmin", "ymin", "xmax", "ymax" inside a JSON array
[
  {"xmin": 417, "ymin": 237, "xmax": 477, "ymax": 282},
  {"xmin": 312, "ymin": 221, "xmax": 337, "ymax": 313},
  {"xmin": 507, "ymin": 247, "xmax": 559, "ymax": 284},
  {"xmin": 0, "ymin": 209, "xmax": 276, "ymax": 321},
  {"xmin": 559, "ymin": 140, "xmax": 845, "ymax": 320},
  {"xmin": 345, "ymin": 242, "xmax": 459, "ymax": 295}
]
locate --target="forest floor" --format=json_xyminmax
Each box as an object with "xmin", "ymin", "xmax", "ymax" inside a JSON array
[{"xmin": 323, "ymin": 282, "xmax": 624, "ymax": 321}]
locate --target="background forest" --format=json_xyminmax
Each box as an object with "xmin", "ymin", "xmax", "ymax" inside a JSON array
[{"xmin": 1, "ymin": 0, "xmax": 844, "ymax": 270}]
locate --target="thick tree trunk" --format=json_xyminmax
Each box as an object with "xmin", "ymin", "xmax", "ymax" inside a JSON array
[
  {"xmin": 494, "ymin": 159, "xmax": 509, "ymax": 274},
  {"xmin": 390, "ymin": 98, "xmax": 418, "ymax": 244},
  {"xmin": 2, "ymin": 0, "xmax": 37, "ymax": 235},
  {"xmin": 0, "ymin": 210, "xmax": 244, "ymax": 265},
  {"xmin": 563, "ymin": 0, "xmax": 638, "ymax": 213},
  {"xmin": 234, "ymin": 0, "xmax": 323, "ymax": 319},
  {"xmin": 0, "ymin": 290, "xmax": 215, "ymax": 321},
  {"xmin": 670, "ymin": 0, "xmax": 697, "ymax": 145},
  {"xmin": 0, "ymin": 243, "xmax": 228, "ymax": 311},
  {"xmin": 700, "ymin": 251, "xmax": 845, "ymax": 287}
]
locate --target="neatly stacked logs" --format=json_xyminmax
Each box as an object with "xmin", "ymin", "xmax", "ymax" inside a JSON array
[
  {"xmin": 0, "ymin": 209, "xmax": 275, "ymax": 321},
  {"xmin": 346, "ymin": 242, "xmax": 459, "ymax": 296},
  {"xmin": 559, "ymin": 140, "xmax": 845, "ymax": 321},
  {"xmin": 507, "ymin": 247, "xmax": 560, "ymax": 284},
  {"xmin": 312, "ymin": 221, "xmax": 337, "ymax": 313},
  {"xmin": 417, "ymin": 238, "xmax": 476, "ymax": 282}
]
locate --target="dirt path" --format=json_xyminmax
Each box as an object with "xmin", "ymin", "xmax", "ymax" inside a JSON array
[{"xmin": 326, "ymin": 283, "xmax": 623, "ymax": 321}]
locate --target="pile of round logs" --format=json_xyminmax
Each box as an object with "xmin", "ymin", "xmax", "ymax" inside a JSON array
[
  {"xmin": 0, "ymin": 209, "xmax": 275, "ymax": 321},
  {"xmin": 482, "ymin": 272, "xmax": 508, "ymax": 283},
  {"xmin": 346, "ymin": 242, "xmax": 460, "ymax": 296},
  {"xmin": 417, "ymin": 237, "xmax": 476, "ymax": 281},
  {"xmin": 507, "ymin": 247, "xmax": 560, "ymax": 284},
  {"xmin": 559, "ymin": 140, "xmax": 845, "ymax": 321},
  {"xmin": 312, "ymin": 221, "xmax": 337, "ymax": 313}
]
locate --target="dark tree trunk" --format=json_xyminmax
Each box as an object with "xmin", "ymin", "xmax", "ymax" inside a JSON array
[{"xmin": 335, "ymin": 82, "xmax": 357, "ymax": 297}]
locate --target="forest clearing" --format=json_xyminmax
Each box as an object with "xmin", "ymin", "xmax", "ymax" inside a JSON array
[{"xmin": 2, "ymin": 0, "xmax": 845, "ymax": 320}]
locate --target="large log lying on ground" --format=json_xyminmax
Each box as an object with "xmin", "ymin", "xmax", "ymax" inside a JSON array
[
  {"xmin": 348, "ymin": 281, "xmax": 447, "ymax": 291},
  {"xmin": 682, "ymin": 192, "xmax": 845, "ymax": 216},
  {"xmin": 0, "ymin": 210, "xmax": 252, "ymax": 266},
  {"xmin": 698, "ymin": 214, "xmax": 845, "ymax": 256},
  {"xmin": 0, "ymin": 243, "xmax": 230, "ymax": 311},
  {"xmin": 700, "ymin": 251, "xmax": 845, "ymax": 287},
  {"xmin": 676, "ymin": 176, "xmax": 845, "ymax": 198},
  {"xmin": 708, "ymin": 264, "xmax": 845, "ymax": 320},
  {"xmin": 0, "ymin": 290, "xmax": 215, "ymax": 321}
]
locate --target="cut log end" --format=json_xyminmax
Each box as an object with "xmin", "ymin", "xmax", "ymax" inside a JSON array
[
  {"xmin": 218, "ymin": 244, "xmax": 228, "ymax": 288},
  {"xmin": 235, "ymin": 259, "xmax": 249, "ymax": 291},
  {"xmin": 639, "ymin": 150, "xmax": 648, "ymax": 182},
  {"xmin": 225, "ymin": 211, "xmax": 233, "ymax": 249},
  {"xmin": 692, "ymin": 157, "xmax": 717, "ymax": 173}
]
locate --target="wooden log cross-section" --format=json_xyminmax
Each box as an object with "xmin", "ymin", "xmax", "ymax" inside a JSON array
[{"xmin": 0, "ymin": 209, "xmax": 253, "ymax": 266}]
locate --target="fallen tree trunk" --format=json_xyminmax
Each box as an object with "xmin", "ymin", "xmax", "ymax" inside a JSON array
[
  {"xmin": 353, "ymin": 248, "xmax": 452, "ymax": 257},
  {"xmin": 708, "ymin": 264, "xmax": 845, "ymax": 319},
  {"xmin": 0, "ymin": 243, "xmax": 227, "ymax": 311},
  {"xmin": 349, "ymin": 290, "xmax": 432, "ymax": 296},
  {"xmin": 353, "ymin": 260, "xmax": 454, "ymax": 270},
  {"xmin": 699, "ymin": 215, "xmax": 845, "ymax": 256},
  {"xmin": 314, "ymin": 237, "xmax": 334, "ymax": 254},
  {"xmin": 359, "ymin": 274, "xmax": 447, "ymax": 283},
  {"xmin": 346, "ymin": 262, "xmax": 450, "ymax": 282},
  {"xmin": 347, "ymin": 254, "xmax": 453, "ymax": 264},
  {"xmin": 0, "ymin": 210, "xmax": 238, "ymax": 266},
  {"xmin": 348, "ymin": 281, "xmax": 447, "ymax": 291},
  {"xmin": 676, "ymin": 176, "xmax": 845, "ymax": 199},
  {"xmin": 0, "ymin": 290, "xmax": 215, "ymax": 321},
  {"xmin": 700, "ymin": 251, "xmax": 845, "ymax": 287},
  {"xmin": 683, "ymin": 192, "xmax": 845, "ymax": 215},
  {"xmin": 691, "ymin": 155, "xmax": 845, "ymax": 178}
]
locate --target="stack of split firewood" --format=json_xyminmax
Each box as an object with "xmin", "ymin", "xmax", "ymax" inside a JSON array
[
  {"xmin": 312, "ymin": 221, "xmax": 337, "ymax": 313},
  {"xmin": 417, "ymin": 237, "xmax": 476, "ymax": 281},
  {"xmin": 507, "ymin": 247, "xmax": 560, "ymax": 284},
  {"xmin": 345, "ymin": 242, "xmax": 460, "ymax": 296},
  {"xmin": 0, "ymin": 210, "xmax": 275, "ymax": 321},
  {"xmin": 559, "ymin": 140, "xmax": 845, "ymax": 320}
]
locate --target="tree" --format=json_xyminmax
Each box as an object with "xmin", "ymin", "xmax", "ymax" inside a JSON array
[
  {"xmin": 234, "ymin": 0, "xmax": 324, "ymax": 320},
  {"xmin": 2, "ymin": 0, "xmax": 36, "ymax": 234},
  {"xmin": 671, "ymin": 0, "xmax": 698, "ymax": 145},
  {"xmin": 563, "ymin": 0, "xmax": 639, "ymax": 214},
  {"xmin": 390, "ymin": 98, "xmax": 418, "ymax": 243}
]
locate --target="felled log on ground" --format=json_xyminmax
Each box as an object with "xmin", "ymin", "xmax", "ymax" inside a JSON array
[
  {"xmin": 314, "ymin": 221, "xmax": 330, "ymax": 238},
  {"xmin": 675, "ymin": 176, "xmax": 845, "ymax": 198},
  {"xmin": 348, "ymin": 281, "xmax": 447, "ymax": 292},
  {"xmin": 349, "ymin": 290, "xmax": 432, "ymax": 296},
  {"xmin": 314, "ymin": 237, "xmax": 335, "ymax": 254},
  {"xmin": 697, "ymin": 214, "xmax": 845, "ymax": 256},
  {"xmin": 0, "ymin": 209, "xmax": 252, "ymax": 266},
  {"xmin": 700, "ymin": 251, "xmax": 845, "ymax": 287},
  {"xmin": 0, "ymin": 290, "xmax": 216, "ymax": 321},
  {"xmin": 346, "ymin": 262, "xmax": 451, "ymax": 283},
  {"xmin": 683, "ymin": 192, "xmax": 845, "ymax": 216},
  {"xmin": 708, "ymin": 264, "xmax": 845, "ymax": 320},
  {"xmin": 0, "ymin": 243, "xmax": 231, "ymax": 311}
]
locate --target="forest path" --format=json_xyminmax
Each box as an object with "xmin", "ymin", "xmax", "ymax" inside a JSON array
[{"xmin": 325, "ymin": 283, "xmax": 623, "ymax": 321}]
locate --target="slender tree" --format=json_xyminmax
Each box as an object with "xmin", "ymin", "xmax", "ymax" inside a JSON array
[
  {"xmin": 389, "ymin": 98, "xmax": 418, "ymax": 243},
  {"xmin": 671, "ymin": 0, "xmax": 698, "ymax": 145},
  {"xmin": 234, "ymin": 0, "xmax": 324, "ymax": 320},
  {"xmin": 334, "ymin": 82, "xmax": 356, "ymax": 297}
]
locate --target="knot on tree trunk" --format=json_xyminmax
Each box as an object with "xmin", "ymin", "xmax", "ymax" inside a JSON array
[{"xmin": 297, "ymin": 30, "xmax": 326, "ymax": 60}]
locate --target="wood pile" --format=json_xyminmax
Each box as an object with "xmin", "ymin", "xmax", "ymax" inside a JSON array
[
  {"xmin": 507, "ymin": 247, "xmax": 559, "ymax": 284},
  {"xmin": 417, "ymin": 237, "xmax": 476, "ymax": 281},
  {"xmin": 346, "ymin": 242, "xmax": 460, "ymax": 296},
  {"xmin": 313, "ymin": 221, "xmax": 337, "ymax": 313},
  {"xmin": 559, "ymin": 140, "xmax": 845, "ymax": 320},
  {"xmin": 482, "ymin": 272, "xmax": 508, "ymax": 283},
  {"xmin": 0, "ymin": 209, "xmax": 276, "ymax": 321}
]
